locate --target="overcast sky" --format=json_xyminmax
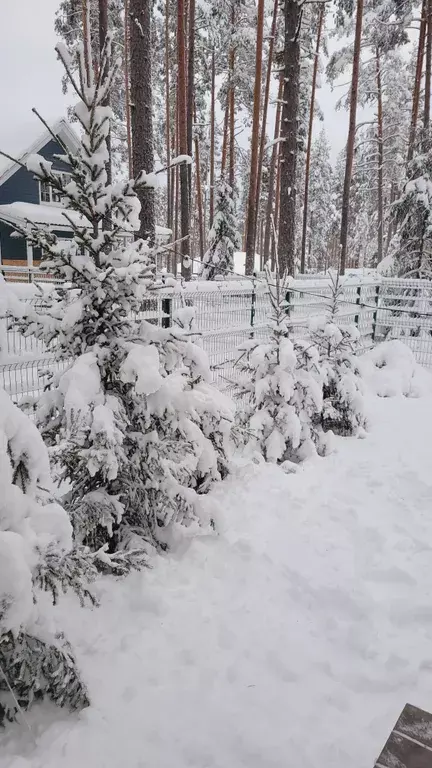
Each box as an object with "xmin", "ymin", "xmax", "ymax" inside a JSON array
[{"xmin": 0, "ymin": 0, "xmax": 349, "ymax": 173}]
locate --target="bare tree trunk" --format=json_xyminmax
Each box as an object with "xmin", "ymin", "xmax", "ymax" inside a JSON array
[
  {"xmin": 339, "ymin": 0, "xmax": 364, "ymax": 276},
  {"xmin": 187, "ymin": 0, "xmax": 195, "ymax": 201},
  {"xmin": 220, "ymin": 100, "xmax": 230, "ymax": 178},
  {"xmin": 177, "ymin": 0, "xmax": 191, "ymax": 278},
  {"xmin": 228, "ymin": 3, "xmax": 236, "ymax": 191},
  {"xmin": 81, "ymin": 0, "xmax": 91, "ymax": 87},
  {"xmin": 278, "ymin": 0, "xmax": 302, "ymax": 275},
  {"xmin": 424, "ymin": 0, "xmax": 432, "ymax": 132},
  {"xmin": 376, "ymin": 48, "xmax": 384, "ymax": 266},
  {"xmin": 263, "ymin": 71, "xmax": 283, "ymax": 264},
  {"xmin": 165, "ymin": 0, "xmax": 172, "ymax": 231},
  {"xmin": 98, "ymin": 0, "xmax": 112, "ymax": 234},
  {"xmin": 130, "ymin": 0, "xmax": 155, "ymax": 243},
  {"xmin": 407, "ymin": 0, "xmax": 426, "ymax": 164},
  {"xmin": 300, "ymin": 5, "xmax": 324, "ymax": 273},
  {"xmin": 124, "ymin": 0, "xmax": 133, "ymax": 178},
  {"xmin": 254, "ymin": 0, "xmax": 279, "ymax": 257},
  {"xmin": 194, "ymin": 131, "xmax": 205, "ymax": 259},
  {"xmin": 209, "ymin": 48, "xmax": 216, "ymax": 227},
  {"xmin": 385, "ymin": 180, "xmax": 397, "ymax": 254},
  {"xmin": 245, "ymin": 0, "xmax": 265, "ymax": 275},
  {"xmin": 272, "ymin": 145, "xmax": 282, "ymax": 270},
  {"xmin": 174, "ymin": 95, "xmax": 179, "ymax": 273}
]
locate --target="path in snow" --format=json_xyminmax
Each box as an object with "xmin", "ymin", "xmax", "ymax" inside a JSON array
[{"xmin": 2, "ymin": 394, "xmax": 432, "ymax": 768}]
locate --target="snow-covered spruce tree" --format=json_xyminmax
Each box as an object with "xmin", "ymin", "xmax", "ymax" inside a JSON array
[
  {"xmin": 201, "ymin": 179, "xmax": 240, "ymax": 280},
  {"xmin": 236, "ymin": 264, "xmax": 324, "ymax": 465},
  {"xmin": 308, "ymin": 273, "xmax": 367, "ymax": 436},
  {"xmin": 392, "ymin": 136, "xmax": 432, "ymax": 279},
  {"xmin": 0, "ymin": 36, "xmax": 234, "ymax": 558},
  {"xmin": 0, "ymin": 388, "xmax": 89, "ymax": 725}
]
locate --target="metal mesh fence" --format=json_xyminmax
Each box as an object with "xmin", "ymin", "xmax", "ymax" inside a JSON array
[{"xmin": 1, "ymin": 277, "xmax": 432, "ymax": 403}]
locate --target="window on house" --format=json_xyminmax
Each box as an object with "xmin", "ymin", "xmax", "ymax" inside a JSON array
[
  {"xmin": 40, "ymin": 179, "xmax": 51, "ymax": 203},
  {"xmin": 39, "ymin": 172, "xmax": 72, "ymax": 205}
]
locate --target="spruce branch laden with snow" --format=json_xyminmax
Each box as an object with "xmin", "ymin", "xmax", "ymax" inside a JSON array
[
  {"xmin": 0, "ymin": 388, "xmax": 88, "ymax": 725},
  {"xmin": 0, "ymin": 33, "xmax": 234, "ymax": 557},
  {"xmin": 236, "ymin": 264, "xmax": 325, "ymax": 466},
  {"xmin": 308, "ymin": 272, "xmax": 367, "ymax": 437}
]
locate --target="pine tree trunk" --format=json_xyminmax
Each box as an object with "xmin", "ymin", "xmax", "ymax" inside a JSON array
[
  {"xmin": 339, "ymin": 0, "xmax": 364, "ymax": 276},
  {"xmin": 194, "ymin": 131, "xmax": 205, "ymax": 259},
  {"xmin": 407, "ymin": 0, "xmax": 426, "ymax": 164},
  {"xmin": 272, "ymin": 144, "xmax": 282, "ymax": 270},
  {"xmin": 130, "ymin": 0, "xmax": 155, "ymax": 243},
  {"xmin": 124, "ymin": 0, "xmax": 133, "ymax": 178},
  {"xmin": 187, "ymin": 0, "xmax": 195, "ymax": 203},
  {"xmin": 220, "ymin": 100, "xmax": 230, "ymax": 178},
  {"xmin": 177, "ymin": 0, "xmax": 191, "ymax": 278},
  {"xmin": 300, "ymin": 6, "xmax": 324, "ymax": 273},
  {"xmin": 278, "ymin": 0, "xmax": 302, "ymax": 275},
  {"xmin": 209, "ymin": 48, "xmax": 216, "ymax": 227},
  {"xmin": 165, "ymin": 0, "xmax": 172, "ymax": 231},
  {"xmin": 99, "ymin": 0, "xmax": 112, "ymax": 233},
  {"xmin": 228, "ymin": 3, "xmax": 236, "ymax": 190},
  {"xmin": 254, "ymin": 0, "xmax": 279, "ymax": 256},
  {"xmin": 263, "ymin": 72, "xmax": 283, "ymax": 264},
  {"xmin": 81, "ymin": 0, "xmax": 91, "ymax": 87},
  {"xmin": 424, "ymin": 0, "xmax": 432, "ymax": 133},
  {"xmin": 245, "ymin": 0, "xmax": 265, "ymax": 275},
  {"xmin": 385, "ymin": 180, "xmax": 397, "ymax": 254},
  {"xmin": 174, "ymin": 96, "xmax": 180, "ymax": 272},
  {"xmin": 376, "ymin": 48, "xmax": 384, "ymax": 266}
]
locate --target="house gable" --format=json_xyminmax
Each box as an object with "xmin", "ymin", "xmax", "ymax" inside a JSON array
[{"xmin": 0, "ymin": 136, "xmax": 73, "ymax": 207}]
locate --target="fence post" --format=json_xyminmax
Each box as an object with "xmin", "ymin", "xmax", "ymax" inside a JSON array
[
  {"xmin": 250, "ymin": 281, "xmax": 256, "ymax": 333},
  {"xmin": 354, "ymin": 284, "xmax": 361, "ymax": 328},
  {"xmin": 372, "ymin": 284, "xmax": 380, "ymax": 341},
  {"xmin": 285, "ymin": 289, "xmax": 292, "ymax": 318},
  {"xmin": 161, "ymin": 296, "xmax": 172, "ymax": 328}
]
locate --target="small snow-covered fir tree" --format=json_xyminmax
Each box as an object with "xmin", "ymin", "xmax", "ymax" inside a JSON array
[
  {"xmin": 236, "ymin": 264, "xmax": 324, "ymax": 465},
  {"xmin": 0, "ymin": 33, "xmax": 234, "ymax": 558},
  {"xmin": 0, "ymin": 388, "xmax": 88, "ymax": 725},
  {"xmin": 309, "ymin": 272, "xmax": 366, "ymax": 436},
  {"xmin": 391, "ymin": 136, "xmax": 432, "ymax": 279},
  {"xmin": 201, "ymin": 179, "xmax": 240, "ymax": 280}
]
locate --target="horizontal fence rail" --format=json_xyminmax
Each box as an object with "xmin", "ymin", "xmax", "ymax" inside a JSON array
[{"xmin": 1, "ymin": 276, "xmax": 432, "ymax": 403}]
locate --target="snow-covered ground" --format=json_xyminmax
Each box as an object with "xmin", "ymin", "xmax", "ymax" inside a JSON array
[{"xmin": 2, "ymin": 383, "xmax": 432, "ymax": 768}]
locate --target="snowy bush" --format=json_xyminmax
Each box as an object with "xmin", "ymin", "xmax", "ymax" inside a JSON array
[
  {"xmin": 308, "ymin": 274, "xmax": 367, "ymax": 436},
  {"xmin": 358, "ymin": 340, "xmax": 432, "ymax": 398},
  {"xmin": 0, "ymin": 33, "xmax": 234, "ymax": 558},
  {"xmin": 236, "ymin": 265, "xmax": 324, "ymax": 464},
  {"xmin": 201, "ymin": 179, "xmax": 240, "ymax": 280},
  {"xmin": 0, "ymin": 388, "xmax": 88, "ymax": 726}
]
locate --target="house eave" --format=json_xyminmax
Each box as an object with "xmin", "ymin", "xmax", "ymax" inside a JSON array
[{"xmin": 0, "ymin": 118, "xmax": 80, "ymax": 189}]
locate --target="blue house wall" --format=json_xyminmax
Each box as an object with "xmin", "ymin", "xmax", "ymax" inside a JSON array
[
  {"xmin": 0, "ymin": 136, "xmax": 73, "ymax": 264},
  {"xmin": 0, "ymin": 222, "xmax": 27, "ymax": 263},
  {"xmin": 0, "ymin": 137, "xmax": 72, "ymax": 206}
]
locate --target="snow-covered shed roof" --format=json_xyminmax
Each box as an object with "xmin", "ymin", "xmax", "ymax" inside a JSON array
[
  {"xmin": 0, "ymin": 201, "xmax": 171, "ymax": 241},
  {"xmin": 0, "ymin": 118, "xmax": 80, "ymax": 188}
]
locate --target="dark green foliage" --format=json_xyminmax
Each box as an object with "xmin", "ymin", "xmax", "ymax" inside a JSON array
[{"xmin": 0, "ymin": 631, "xmax": 89, "ymax": 727}]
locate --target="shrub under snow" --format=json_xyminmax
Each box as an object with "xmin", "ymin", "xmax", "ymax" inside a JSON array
[
  {"xmin": 358, "ymin": 340, "xmax": 432, "ymax": 398},
  {"xmin": 308, "ymin": 274, "xmax": 367, "ymax": 437},
  {"xmin": 236, "ymin": 266, "xmax": 324, "ymax": 465},
  {"xmin": 0, "ymin": 388, "xmax": 88, "ymax": 725}
]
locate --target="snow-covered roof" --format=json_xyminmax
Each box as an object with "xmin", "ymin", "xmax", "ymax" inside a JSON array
[
  {"xmin": 0, "ymin": 201, "xmax": 85, "ymax": 231},
  {"xmin": 0, "ymin": 118, "xmax": 80, "ymax": 188},
  {"xmin": 0, "ymin": 201, "xmax": 171, "ymax": 240}
]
